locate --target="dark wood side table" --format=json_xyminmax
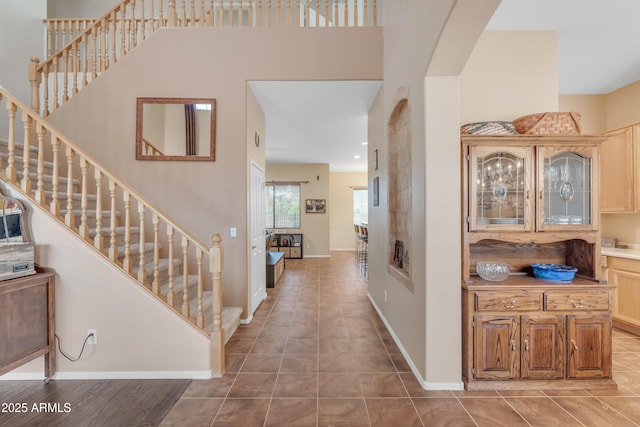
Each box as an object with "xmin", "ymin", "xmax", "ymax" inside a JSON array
[{"xmin": 0, "ymin": 268, "xmax": 56, "ymax": 379}]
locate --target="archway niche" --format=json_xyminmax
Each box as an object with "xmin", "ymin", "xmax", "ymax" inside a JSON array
[{"xmin": 387, "ymin": 97, "xmax": 413, "ymax": 292}]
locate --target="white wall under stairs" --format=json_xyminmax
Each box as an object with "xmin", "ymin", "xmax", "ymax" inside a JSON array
[{"xmin": 0, "ymin": 184, "xmax": 215, "ymax": 380}]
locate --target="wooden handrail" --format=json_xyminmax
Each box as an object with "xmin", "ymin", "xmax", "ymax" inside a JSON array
[
  {"xmin": 142, "ymin": 138, "xmax": 164, "ymax": 156},
  {"xmin": 32, "ymin": 0, "xmax": 381, "ymax": 116},
  {"xmin": 0, "ymin": 86, "xmax": 226, "ymax": 376}
]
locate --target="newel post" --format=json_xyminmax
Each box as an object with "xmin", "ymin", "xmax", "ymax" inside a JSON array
[
  {"xmin": 28, "ymin": 57, "xmax": 42, "ymax": 113},
  {"xmin": 210, "ymin": 233, "xmax": 225, "ymax": 377}
]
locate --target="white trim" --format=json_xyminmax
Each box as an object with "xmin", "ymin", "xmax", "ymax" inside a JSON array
[
  {"xmin": 329, "ymin": 248, "xmax": 356, "ymax": 252},
  {"xmin": 302, "ymin": 255, "xmax": 331, "ymax": 258},
  {"xmin": 1, "ymin": 370, "xmax": 214, "ymax": 381},
  {"xmin": 240, "ymin": 314, "xmax": 254, "ymax": 324},
  {"xmin": 368, "ymin": 293, "xmax": 464, "ymax": 391}
]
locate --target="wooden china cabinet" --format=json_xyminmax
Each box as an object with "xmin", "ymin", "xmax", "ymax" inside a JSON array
[{"xmin": 461, "ymin": 135, "xmax": 616, "ymax": 390}]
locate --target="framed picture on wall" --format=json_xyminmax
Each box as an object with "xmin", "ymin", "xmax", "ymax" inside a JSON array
[{"xmin": 305, "ymin": 199, "xmax": 326, "ymax": 213}]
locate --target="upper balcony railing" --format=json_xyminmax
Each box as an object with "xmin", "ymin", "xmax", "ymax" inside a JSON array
[{"xmin": 32, "ymin": 0, "xmax": 380, "ymax": 116}]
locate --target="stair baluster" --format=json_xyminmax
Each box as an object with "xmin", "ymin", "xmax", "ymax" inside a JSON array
[
  {"xmin": 50, "ymin": 136, "xmax": 61, "ymax": 216},
  {"xmin": 79, "ymin": 156, "xmax": 89, "ymax": 239},
  {"xmin": 108, "ymin": 178, "xmax": 118, "ymax": 261},
  {"xmin": 5, "ymin": 101, "xmax": 16, "ymax": 181},
  {"xmin": 64, "ymin": 146, "xmax": 75, "ymax": 228},
  {"xmin": 94, "ymin": 169, "xmax": 104, "ymax": 251},
  {"xmin": 152, "ymin": 213, "xmax": 160, "ymax": 294},
  {"xmin": 20, "ymin": 113, "xmax": 32, "ymax": 193},
  {"xmin": 123, "ymin": 191, "xmax": 132, "ymax": 273},
  {"xmin": 166, "ymin": 225, "xmax": 175, "ymax": 307},
  {"xmin": 35, "ymin": 125, "xmax": 46, "ymax": 205},
  {"xmin": 137, "ymin": 202, "xmax": 146, "ymax": 282},
  {"xmin": 182, "ymin": 236, "xmax": 190, "ymax": 317},
  {"xmin": 196, "ymin": 247, "xmax": 204, "ymax": 327}
]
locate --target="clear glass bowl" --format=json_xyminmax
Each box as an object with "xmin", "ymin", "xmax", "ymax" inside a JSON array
[{"xmin": 476, "ymin": 261, "xmax": 510, "ymax": 281}]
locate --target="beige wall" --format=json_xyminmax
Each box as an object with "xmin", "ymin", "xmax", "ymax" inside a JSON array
[
  {"xmin": 0, "ymin": 1, "xmax": 47, "ymax": 133},
  {"xmin": 329, "ymin": 172, "xmax": 368, "ymax": 251},
  {"xmin": 265, "ymin": 163, "xmax": 331, "ymax": 257},
  {"xmin": 605, "ymin": 80, "xmax": 640, "ymax": 130},
  {"xmin": 460, "ymin": 31, "xmax": 559, "ymax": 124},
  {"xmin": 559, "ymin": 95, "xmax": 607, "ymax": 135},
  {"xmin": 371, "ymin": 0, "xmax": 460, "ymax": 388},
  {"xmin": 47, "ymin": 27, "xmax": 382, "ymax": 316}
]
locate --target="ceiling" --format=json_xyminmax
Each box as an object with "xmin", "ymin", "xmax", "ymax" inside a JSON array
[
  {"xmin": 253, "ymin": 0, "xmax": 640, "ymax": 172},
  {"xmin": 487, "ymin": 0, "xmax": 640, "ymax": 95},
  {"xmin": 250, "ymin": 80, "xmax": 381, "ymax": 173}
]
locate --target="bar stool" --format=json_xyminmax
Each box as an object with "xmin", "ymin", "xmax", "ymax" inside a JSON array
[
  {"xmin": 354, "ymin": 224, "xmax": 362, "ymax": 265},
  {"xmin": 357, "ymin": 225, "xmax": 368, "ymax": 278}
]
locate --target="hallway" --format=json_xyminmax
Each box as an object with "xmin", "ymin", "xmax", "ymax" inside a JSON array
[{"xmin": 161, "ymin": 251, "xmax": 640, "ymax": 426}]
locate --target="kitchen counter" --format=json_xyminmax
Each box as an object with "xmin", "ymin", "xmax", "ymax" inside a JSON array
[{"xmin": 601, "ymin": 247, "xmax": 640, "ymax": 260}]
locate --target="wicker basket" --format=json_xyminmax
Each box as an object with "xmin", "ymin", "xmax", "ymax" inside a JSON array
[
  {"xmin": 513, "ymin": 112, "xmax": 581, "ymax": 135},
  {"xmin": 460, "ymin": 121, "xmax": 517, "ymax": 135}
]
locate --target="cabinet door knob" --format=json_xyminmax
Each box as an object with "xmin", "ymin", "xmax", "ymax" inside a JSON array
[
  {"xmin": 539, "ymin": 191, "xmax": 544, "ymax": 200},
  {"xmin": 571, "ymin": 339, "xmax": 579, "ymax": 351},
  {"xmin": 524, "ymin": 339, "xmax": 529, "ymax": 351},
  {"xmin": 510, "ymin": 340, "xmax": 516, "ymax": 351}
]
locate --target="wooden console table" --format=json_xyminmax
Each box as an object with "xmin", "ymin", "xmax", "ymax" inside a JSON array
[{"xmin": 0, "ymin": 269, "xmax": 56, "ymax": 379}]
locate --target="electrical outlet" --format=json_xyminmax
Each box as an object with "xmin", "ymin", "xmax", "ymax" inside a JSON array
[{"xmin": 87, "ymin": 329, "xmax": 97, "ymax": 345}]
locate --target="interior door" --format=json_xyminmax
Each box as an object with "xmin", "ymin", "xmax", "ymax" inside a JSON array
[{"xmin": 250, "ymin": 161, "xmax": 266, "ymax": 315}]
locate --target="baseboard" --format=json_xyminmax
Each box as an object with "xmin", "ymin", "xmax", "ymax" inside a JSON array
[
  {"xmin": 1, "ymin": 370, "xmax": 215, "ymax": 381},
  {"xmin": 329, "ymin": 248, "xmax": 356, "ymax": 252},
  {"xmin": 302, "ymin": 255, "xmax": 331, "ymax": 258},
  {"xmin": 367, "ymin": 293, "xmax": 464, "ymax": 391}
]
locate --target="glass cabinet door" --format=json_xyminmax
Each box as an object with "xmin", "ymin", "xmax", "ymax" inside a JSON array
[
  {"xmin": 537, "ymin": 146, "xmax": 598, "ymax": 230},
  {"xmin": 469, "ymin": 146, "xmax": 534, "ymax": 231}
]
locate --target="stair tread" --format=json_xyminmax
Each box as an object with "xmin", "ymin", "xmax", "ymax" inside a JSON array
[
  {"xmin": 115, "ymin": 242, "xmax": 155, "ymax": 258},
  {"xmin": 88, "ymin": 226, "xmax": 141, "ymax": 237},
  {"xmin": 160, "ymin": 274, "xmax": 199, "ymax": 295},
  {"xmin": 17, "ymin": 170, "xmax": 80, "ymax": 185},
  {"xmin": 61, "ymin": 208, "xmax": 121, "ymax": 217},
  {"xmin": 35, "ymin": 190, "xmax": 98, "ymax": 201},
  {"xmin": 132, "ymin": 258, "xmax": 181, "ymax": 274}
]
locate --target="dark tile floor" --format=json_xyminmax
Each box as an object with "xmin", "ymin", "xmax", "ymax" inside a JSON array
[{"xmin": 161, "ymin": 252, "xmax": 640, "ymax": 427}]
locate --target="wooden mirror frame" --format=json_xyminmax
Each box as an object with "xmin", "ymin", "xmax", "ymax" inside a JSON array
[{"xmin": 136, "ymin": 97, "xmax": 217, "ymax": 161}]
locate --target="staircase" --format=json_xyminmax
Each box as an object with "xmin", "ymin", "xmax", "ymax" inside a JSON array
[{"xmin": 0, "ymin": 87, "xmax": 241, "ymax": 377}]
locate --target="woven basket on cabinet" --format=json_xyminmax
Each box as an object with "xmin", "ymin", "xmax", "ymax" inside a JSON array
[{"xmin": 513, "ymin": 112, "xmax": 582, "ymax": 135}]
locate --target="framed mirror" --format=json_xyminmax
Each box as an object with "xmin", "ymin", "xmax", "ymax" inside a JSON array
[{"xmin": 136, "ymin": 97, "xmax": 216, "ymax": 161}]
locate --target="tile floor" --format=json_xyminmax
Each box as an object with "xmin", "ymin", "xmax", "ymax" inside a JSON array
[{"xmin": 161, "ymin": 251, "xmax": 640, "ymax": 427}]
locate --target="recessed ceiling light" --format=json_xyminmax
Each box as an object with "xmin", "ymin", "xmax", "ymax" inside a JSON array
[
  {"xmin": 361, "ymin": 142, "xmax": 368, "ymax": 145},
  {"xmin": 354, "ymin": 155, "xmax": 361, "ymax": 159}
]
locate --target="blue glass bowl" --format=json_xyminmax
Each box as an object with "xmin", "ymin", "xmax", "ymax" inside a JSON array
[{"xmin": 531, "ymin": 263, "xmax": 577, "ymax": 282}]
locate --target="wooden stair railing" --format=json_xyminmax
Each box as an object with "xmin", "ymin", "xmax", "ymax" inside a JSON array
[
  {"xmin": 32, "ymin": 0, "xmax": 380, "ymax": 116},
  {"xmin": 0, "ymin": 86, "xmax": 226, "ymax": 376}
]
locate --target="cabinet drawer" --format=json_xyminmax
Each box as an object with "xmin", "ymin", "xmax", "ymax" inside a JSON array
[
  {"xmin": 544, "ymin": 289, "xmax": 609, "ymax": 311},
  {"xmin": 475, "ymin": 291, "xmax": 543, "ymax": 312},
  {"xmin": 610, "ymin": 257, "xmax": 640, "ymax": 274}
]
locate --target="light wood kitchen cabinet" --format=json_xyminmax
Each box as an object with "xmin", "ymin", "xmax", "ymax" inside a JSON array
[
  {"xmin": 601, "ymin": 125, "xmax": 640, "ymax": 213},
  {"xmin": 461, "ymin": 135, "xmax": 615, "ymax": 390},
  {"xmin": 602, "ymin": 255, "xmax": 640, "ymax": 335}
]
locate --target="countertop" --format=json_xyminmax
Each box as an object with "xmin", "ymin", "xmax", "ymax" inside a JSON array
[{"xmin": 601, "ymin": 247, "xmax": 640, "ymax": 261}]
